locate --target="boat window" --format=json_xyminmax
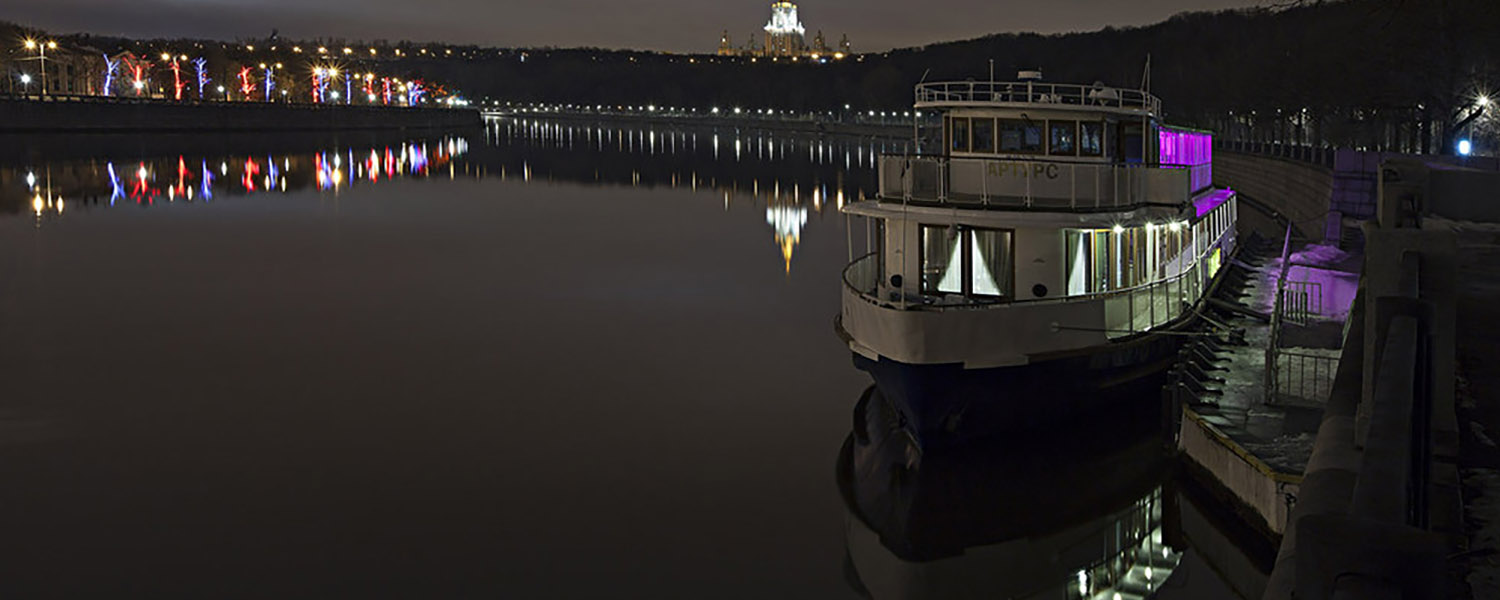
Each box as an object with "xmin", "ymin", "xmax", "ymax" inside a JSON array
[
  {"xmin": 920, "ymin": 225, "xmax": 1014, "ymax": 298},
  {"xmin": 1120, "ymin": 122, "xmax": 1145, "ymax": 164},
  {"xmin": 998, "ymin": 119, "xmax": 1043, "ymax": 154},
  {"xmin": 1095, "ymin": 230, "xmax": 1115, "ymax": 291},
  {"xmin": 950, "ymin": 117, "xmax": 970, "ymax": 153},
  {"xmin": 1066, "ymin": 230, "xmax": 1092, "ymax": 296},
  {"xmin": 971, "ymin": 118, "xmax": 995, "ymax": 153},
  {"xmin": 920, "ymin": 225, "xmax": 962, "ymax": 295},
  {"xmin": 1049, "ymin": 121, "xmax": 1077, "ymax": 156},
  {"xmin": 1124, "ymin": 228, "xmax": 1147, "ymax": 287},
  {"xmin": 970, "ymin": 228, "xmax": 1013, "ymax": 297},
  {"xmin": 1080, "ymin": 122, "xmax": 1104, "ymax": 156}
]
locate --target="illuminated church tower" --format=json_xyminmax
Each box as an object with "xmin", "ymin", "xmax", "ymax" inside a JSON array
[
  {"xmin": 718, "ymin": 30, "xmax": 736, "ymax": 56},
  {"xmin": 762, "ymin": 2, "xmax": 807, "ymax": 57}
]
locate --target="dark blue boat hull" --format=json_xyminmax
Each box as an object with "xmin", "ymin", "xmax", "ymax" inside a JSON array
[{"xmin": 851, "ymin": 331, "xmax": 1182, "ymax": 447}]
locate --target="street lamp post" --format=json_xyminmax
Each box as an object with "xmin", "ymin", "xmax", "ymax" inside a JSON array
[
  {"xmin": 23, "ymin": 39, "xmax": 58, "ymax": 97},
  {"xmin": 19, "ymin": 73, "xmax": 31, "ymax": 95}
]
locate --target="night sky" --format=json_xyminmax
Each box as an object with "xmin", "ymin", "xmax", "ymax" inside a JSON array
[{"xmin": 1, "ymin": 0, "xmax": 1267, "ymax": 52}]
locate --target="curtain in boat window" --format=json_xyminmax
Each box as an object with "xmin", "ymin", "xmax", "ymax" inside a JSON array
[
  {"xmin": 950, "ymin": 117, "xmax": 970, "ymax": 153},
  {"xmin": 1080, "ymin": 122, "xmax": 1104, "ymax": 156},
  {"xmin": 999, "ymin": 120, "xmax": 1044, "ymax": 154},
  {"xmin": 921, "ymin": 225, "xmax": 962, "ymax": 295},
  {"xmin": 970, "ymin": 228, "xmax": 1013, "ymax": 297},
  {"xmin": 1067, "ymin": 230, "xmax": 1091, "ymax": 296},
  {"xmin": 921, "ymin": 225, "xmax": 1013, "ymax": 298},
  {"xmin": 1049, "ymin": 121, "xmax": 1077, "ymax": 156}
]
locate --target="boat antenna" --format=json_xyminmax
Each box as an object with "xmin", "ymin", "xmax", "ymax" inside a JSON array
[
  {"xmin": 913, "ymin": 69, "xmax": 931, "ymax": 151},
  {"xmin": 1141, "ymin": 54, "xmax": 1152, "ymax": 94}
]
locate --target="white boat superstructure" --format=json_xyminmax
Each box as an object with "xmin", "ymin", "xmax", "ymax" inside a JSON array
[{"xmin": 836, "ymin": 71, "xmax": 1237, "ymax": 441}]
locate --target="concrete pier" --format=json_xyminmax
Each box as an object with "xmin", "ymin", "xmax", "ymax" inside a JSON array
[
  {"xmin": 1173, "ymin": 147, "xmax": 1500, "ymax": 599},
  {"xmin": 1257, "ymin": 159, "xmax": 1498, "ymax": 599}
]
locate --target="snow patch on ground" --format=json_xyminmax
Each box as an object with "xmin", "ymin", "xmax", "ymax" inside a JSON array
[
  {"xmin": 1426, "ymin": 216, "xmax": 1500, "ymax": 234},
  {"xmin": 1239, "ymin": 432, "xmax": 1317, "ymax": 474},
  {"xmin": 1474, "ymin": 422, "xmax": 1499, "ymax": 450},
  {"xmin": 1289, "ymin": 243, "xmax": 1354, "ymax": 266},
  {"xmin": 1465, "ymin": 469, "xmax": 1500, "ymax": 600}
]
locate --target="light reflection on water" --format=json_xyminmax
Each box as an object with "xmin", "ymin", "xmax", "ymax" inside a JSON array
[
  {"xmin": 0, "ymin": 121, "xmax": 1261, "ymax": 597},
  {"xmin": 3, "ymin": 118, "xmax": 903, "ymax": 274},
  {"xmin": 485, "ymin": 117, "xmax": 903, "ymax": 271},
  {"xmin": 0, "ymin": 121, "xmax": 900, "ymax": 597},
  {"xmin": 838, "ymin": 386, "xmax": 1185, "ymax": 599},
  {"xmin": 8, "ymin": 137, "xmax": 472, "ymax": 223}
]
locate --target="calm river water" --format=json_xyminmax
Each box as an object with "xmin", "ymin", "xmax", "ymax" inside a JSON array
[{"xmin": 0, "ymin": 118, "xmax": 1246, "ymax": 598}]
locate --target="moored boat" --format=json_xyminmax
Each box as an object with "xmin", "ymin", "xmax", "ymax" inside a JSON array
[{"xmin": 836, "ymin": 70, "xmax": 1238, "ymax": 445}]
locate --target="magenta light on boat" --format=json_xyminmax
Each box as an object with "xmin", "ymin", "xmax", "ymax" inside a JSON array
[
  {"xmin": 1193, "ymin": 188, "xmax": 1234, "ymax": 218},
  {"xmin": 1160, "ymin": 127, "xmax": 1213, "ymax": 192},
  {"xmin": 1158, "ymin": 127, "xmax": 1211, "ymax": 166}
]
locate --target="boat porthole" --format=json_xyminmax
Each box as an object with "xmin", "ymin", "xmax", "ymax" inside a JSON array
[{"xmin": 1032, "ymin": 284, "xmax": 1048, "ymax": 298}]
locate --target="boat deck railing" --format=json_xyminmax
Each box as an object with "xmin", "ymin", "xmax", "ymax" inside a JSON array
[
  {"xmin": 842, "ymin": 197, "xmax": 1237, "ymax": 340},
  {"xmin": 915, "ymin": 81, "xmax": 1161, "ymax": 114},
  {"xmin": 844, "ymin": 253, "xmax": 1213, "ymax": 339},
  {"xmin": 878, "ymin": 154, "xmax": 1211, "ymax": 212}
]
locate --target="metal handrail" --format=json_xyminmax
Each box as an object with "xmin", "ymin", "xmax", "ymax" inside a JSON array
[
  {"xmin": 890, "ymin": 152, "xmax": 1207, "ymax": 168},
  {"xmin": 842, "ymin": 252, "xmax": 881, "ymax": 295},
  {"xmin": 1265, "ymin": 223, "xmax": 1295, "ymax": 403},
  {"xmin": 1273, "ymin": 350, "xmax": 1338, "ymax": 404},
  {"xmin": 842, "ymin": 216, "xmax": 1233, "ymax": 314},
  {"xmin": 914, "ymin": 80, "xmax": 1161, "ymax": 114},
  {"xmin": 879, "ymin": 153, "xmax": 1205, "ymax": 211}
]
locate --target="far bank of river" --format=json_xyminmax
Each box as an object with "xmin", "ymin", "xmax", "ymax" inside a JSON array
[{"xmin": 0, "ymin": 96, "xmax": 480, "ymax": 133}]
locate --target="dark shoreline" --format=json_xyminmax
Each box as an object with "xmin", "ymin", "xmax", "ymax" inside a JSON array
[
  {"xmin": 488, "ymin": 109, "xmax": 914, "ymax": 139},
  {"xmin": 0, "ymin": 96, "xmax": 480, "ymax": 134}
]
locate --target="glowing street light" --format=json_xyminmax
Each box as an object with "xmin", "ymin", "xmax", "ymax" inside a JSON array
[
  {"xmin": 21, "ymin": 38, "xmax": 58, "ymax": 96},
  {"xmin": 19, "ymin": 72, "xmax": 31, "ymax": 94},
  {"xmin": 1458, "ymin": 139, "xmax": 1473, "ymax": 156}
]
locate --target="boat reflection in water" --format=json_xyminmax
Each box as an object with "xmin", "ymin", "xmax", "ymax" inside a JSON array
[
  {"xmin": 837, "ymin": 386, "xmax": 1183, "ymax": 599},
  {"xmin": 3, "ymin": 136, "xmax": 473, "ymax": 223}
]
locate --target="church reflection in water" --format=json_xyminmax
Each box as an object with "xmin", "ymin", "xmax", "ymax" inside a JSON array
[
  {"xmin": 482, "ymin": 117, "xmax": 898, "ymax": 272},
  {"xmin": 836, "ymin": 385, "xmax": 1184, "ymax": 599}
]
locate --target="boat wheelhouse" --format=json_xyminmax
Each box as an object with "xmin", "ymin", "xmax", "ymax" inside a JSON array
[{"xmin": 837, "ymin": 72, "xmax": 1237, "ymax": 444}]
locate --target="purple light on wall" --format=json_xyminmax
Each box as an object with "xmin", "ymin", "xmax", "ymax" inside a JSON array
[{"xmin": 1161, "ymin": 126, "xmax": 1213, "ymax": 192}]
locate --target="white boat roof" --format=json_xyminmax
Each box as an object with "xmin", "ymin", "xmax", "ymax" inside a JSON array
[{"xmin": 915, "ymin": 80, "xmax": 1160, "ymax": 119}]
